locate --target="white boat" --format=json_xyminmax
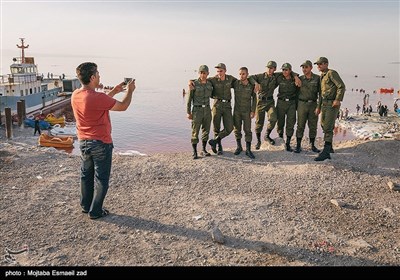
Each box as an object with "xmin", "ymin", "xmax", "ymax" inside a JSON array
[
  {"xmin": 49, "ymin": 123, "xmax": 77, "ymax": 138},
  {"xmin": 0, "ymin": 38, "xmax": 80, "ymax": 115}
]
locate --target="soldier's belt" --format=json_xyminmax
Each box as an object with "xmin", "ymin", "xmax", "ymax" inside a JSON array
[
  {"xmin": 278, "ymin": 97, "xmax": 296, "ymax": 102},
  {"xmin": 298, "ymin": 99, "xmax": 317, "ymax": 103},
  {"xmin": 217, "ymin": 99, "xmax": 231, "ymax": 103},
  {"xmin": 259, "ymin": 96, "xmax": 274, "ymax": 101},
  {"xmin": 193, "ymin": 105, "xmax": 208, "ymax": 107}
]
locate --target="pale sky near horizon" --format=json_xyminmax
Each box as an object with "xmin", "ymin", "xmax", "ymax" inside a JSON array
[{"xmin": 0, "ymin": 0, "xmax": 399, "ymax": 87}]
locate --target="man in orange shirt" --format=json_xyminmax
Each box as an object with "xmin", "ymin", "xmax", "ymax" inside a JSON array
[{"xmin": 72, "ymin": 62, "xmax": 136, "ymax": 219}]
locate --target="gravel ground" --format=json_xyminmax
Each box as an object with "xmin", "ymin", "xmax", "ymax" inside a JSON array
[{"xmin": 1, "ymin": 123, "xmax": 400, "ymax": 267}]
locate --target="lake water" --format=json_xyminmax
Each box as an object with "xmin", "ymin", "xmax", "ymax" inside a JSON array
[{"xmin": 59, "ymin": 71, "xmax": 398, "ymax": 155}]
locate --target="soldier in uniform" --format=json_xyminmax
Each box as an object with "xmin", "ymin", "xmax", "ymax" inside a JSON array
[
  {"xmin": 276, "ymin": 63, "xmax": 300, "ymax": 152},
  {"xmin": 207, "ymin": 63, "xmax": 237, "ymax": 155},
  {"xmin": 232, "ymin": 67, "xmax": 256, "ymax": 159},
  {"xmin": 314, "ymin": 57, "xmax": 346, "ymax": 161},
  {"xmin": 294, "ymin": 60, "xmax": 321, "ymax": 153},
  {"xmin": 187, "ymin": 65, "xmax": 213, "ymax": 159},
  {"xmin": 249, "ymin": 61, "xmax": 301, "ymax": 150}
]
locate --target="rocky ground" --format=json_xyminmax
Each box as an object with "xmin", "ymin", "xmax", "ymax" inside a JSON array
[{"xmin": 1, "ymin": 122, "xmax": 400, "ymax": 267}]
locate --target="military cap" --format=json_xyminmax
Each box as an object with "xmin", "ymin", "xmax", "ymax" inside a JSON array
[
  {"xmin": 266, "ymin": 61, "xmax": 277, "ymax": 68},
  {"xmin": 300, "ymin": 60, "xmax": 312, "ymax": 67},
  {"xmin": 215, "ymin": 63, "xmax": 226, "ymax": 70},
  {"xmin": 198, "ymin": 65, "xmax": 209, "ymax": 72},
  {"xmin": 281, "ymin": 63, "xmax": 292, "ymax": 70},
  {"xmin": 314, "ymin": 57, "xmax": 329, "ymax": 64}
]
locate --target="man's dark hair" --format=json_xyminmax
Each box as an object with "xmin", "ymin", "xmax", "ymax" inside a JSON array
[
  {"xmin": 76, "ymin": 62, "xmax": 97, "ymax": 85},
  {"xmin": 239, "ymin": 67, "xmax": 248, "ymax": 72}
]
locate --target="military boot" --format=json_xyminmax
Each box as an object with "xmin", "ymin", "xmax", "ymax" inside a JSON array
[
  {"xmin": 208, "ymin": 138, "xmax": 218, "ymax": 154},
  {"xmin": 330, "ymin": 146, "xmax": 335, "ymax": 153},
  {"xmin": 217, "ymin": 138, "xmax": 223, "ymax": 155},
  {"xmin": 294, "ymin": 137, "xmax": 302, "ymax": 153},
  {"xmin": 265, "ymin": 129, "xmax": 275, "ymax": 145},
  {"xmin": 202, "ymin": 141, "xmax": 211, "ymax": 156},
  {"xmin": 245, "ymin": 142, "xmax": 255, "ymax": 159},
  {"xmin": 314, "ymin": 142, "xmax": 332, "ymax": 161},
  {"xmin": 255, "ymin": 132, "xmax": 261, "ymax": 150},
  {"xmin": 286, "ymin": 136, "xmax": 293, "ymax": 152},
  {"xmin": 192, "ymin": 143, "xmax": 198, "ymax": 159},
  {"xmin": 234, "ymin": 139, "xmax": 243, "ymax": 155},
  {"xmin": 310, "ymin": 137, "xmax": 320, "ymax": 153}
]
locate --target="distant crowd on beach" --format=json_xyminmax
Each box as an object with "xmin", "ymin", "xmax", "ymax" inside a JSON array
[
  {"xmin": 354, "ymin": 101, "xmax": 391, "ymax": 117},
  {"xmin": 351, "ymin": 88, "xmax": 366, "ymax": 93}
]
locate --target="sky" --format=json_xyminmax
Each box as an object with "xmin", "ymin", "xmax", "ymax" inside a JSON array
[{"xmin": 0, "ymin": 0, "xmax": 399, "ymax": 88}]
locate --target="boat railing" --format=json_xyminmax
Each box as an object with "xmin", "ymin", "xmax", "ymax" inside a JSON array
[{"xmin": 0, "ymin": 74, "xmax": 41, "ymax": 84}]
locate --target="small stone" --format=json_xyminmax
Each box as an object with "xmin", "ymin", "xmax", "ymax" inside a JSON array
[
  {"xmin": 211, "ymin": 227, "xmax": 225, "ymax": 244},
  {"xmin": 36, "ymin": 175, "xmax": 43, "ymax": 180},
  {"xmin": 330, "ymin": 199, "xmax": 346, "ymax": 208},
  {"xmin": 347, "ymin": 238, "xmax": 373, "ymax": 250},
  {"xmin": 388, "ymin": 181, "xmax": 400, "ymax": 191},
  {"xmin": 193, "ymin": 215, "xmax": 202, "ymax": 221}
]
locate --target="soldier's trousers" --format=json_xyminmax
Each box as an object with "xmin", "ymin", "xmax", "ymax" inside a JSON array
[
  {"xmin": 233, "ymin": 110, "xmax": 252, "ymax": 142},
  {"xmin": 321, "ymin": 101, "xmax": 340, "ymax": 143},
  {"xmin": 296, "ymin": 100, "xmax": 318, "ymax": 139},
  {"xmin": 191, "ymin": 107, "xmax": 212, "ymax": 144},
  {"xmin": 212, "ymin": 101, "xmax": 233, "ymax": 139},
  {"xmin": 276, "ymin": 99, "xmax": 297, "ymax": 137},
  {"xmin": 255, "ymin": 100, "xmax": 277, "ymax": 134}
]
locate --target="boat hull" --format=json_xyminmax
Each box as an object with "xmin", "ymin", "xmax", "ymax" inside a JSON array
[
  {"xmin": 44, "ymin": 113, "xmax": 65, "ymax": 126},
  {"xmin": 49, "ymin": 124, "xmax": 77, "ymax": 138},
  {"xmin": 38, "ymin": 133, "xmax": 74, "ymax": 148},
  {"xmin": 0, "ymin": 87, "xmax": 67, "ymax": 114}
]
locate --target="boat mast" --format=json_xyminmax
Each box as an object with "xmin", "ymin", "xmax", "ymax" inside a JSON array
[{"xmin": 16, "ymin": 38, "xmax": 29, "ymax": 63}]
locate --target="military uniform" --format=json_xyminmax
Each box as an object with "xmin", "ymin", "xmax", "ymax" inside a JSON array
[
  {"xmin": 275, "ymin": 63, "xmax": 299, "ymax": 151},
  {"xmin": 233, "ymin": 80, "xmax": 256, "ymax": 143},
  {"xmin": 249, "ymin": 61, "xmax": 298, "ymax": 149},
  {"xmin": 187, "ymin": 78, "xmax": 213, "ymax": 144},
  {"xmin": 318, "ymin": 70, "xmax": 345, "ymax": 143},
  {"xmin": 314, "ymin": 57, "xmax": 346, "ymax": 161},
  {"xmin": 249, "ymin": 61, "xmax": 279, "ymax": 146},
  {"xmin": 296, "ymin": 73, "xmax": 320, "ymax": 139},
  {"xmin": 209, "ymin": 74, "xmax": 236, "ymax": 141},
  {"xmin": 250, "ymin": 72, "xmax": 278, "ymax": 135},
  {"xmin": 294, "ymin": 60, "xmax": 321, "ymax": 153}
]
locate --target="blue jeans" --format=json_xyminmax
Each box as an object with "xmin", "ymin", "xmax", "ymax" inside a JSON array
[{"xmin": 79, "ymin": 140, "xmax": 113, "ymax": 217}]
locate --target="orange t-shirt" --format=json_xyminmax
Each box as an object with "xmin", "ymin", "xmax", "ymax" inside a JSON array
[{"xmin": 71, "ymin": 88, "xmax": 117, "ymax": 144}]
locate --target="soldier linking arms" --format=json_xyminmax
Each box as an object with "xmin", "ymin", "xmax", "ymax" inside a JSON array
[
  {"xmin": 314, "ymin": 57, "xmax": 346, "ymax": 161},
  {"xmin": 294, "ymin": 60, "xmax": 321, "ymax": 154},
  {"xmin": 275, "ymin": 63, "xmax": 300, "ymax": 152},
  {"xmin": 189, "ymin": 63, "xmax": 257, "ymax": 155},
  {"xmin": 232, "ymin": 67, "xmax": 256, "ymax": 159},
  {"xmin": 249, "ymin": 61, "xmax": 301, "ymax": 150},
  {"xmin": 186, "ymin": 65, "xmax": 213, "ymax": 159}
]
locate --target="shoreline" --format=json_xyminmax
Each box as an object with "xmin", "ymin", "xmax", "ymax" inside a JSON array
[
  {"xmin": 1, "ymin": 118, "xmax": 400, "ymax": 266},
  {"xmin": 1, "ymin": 110, "xmax": 399, "ymax": 156}
]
